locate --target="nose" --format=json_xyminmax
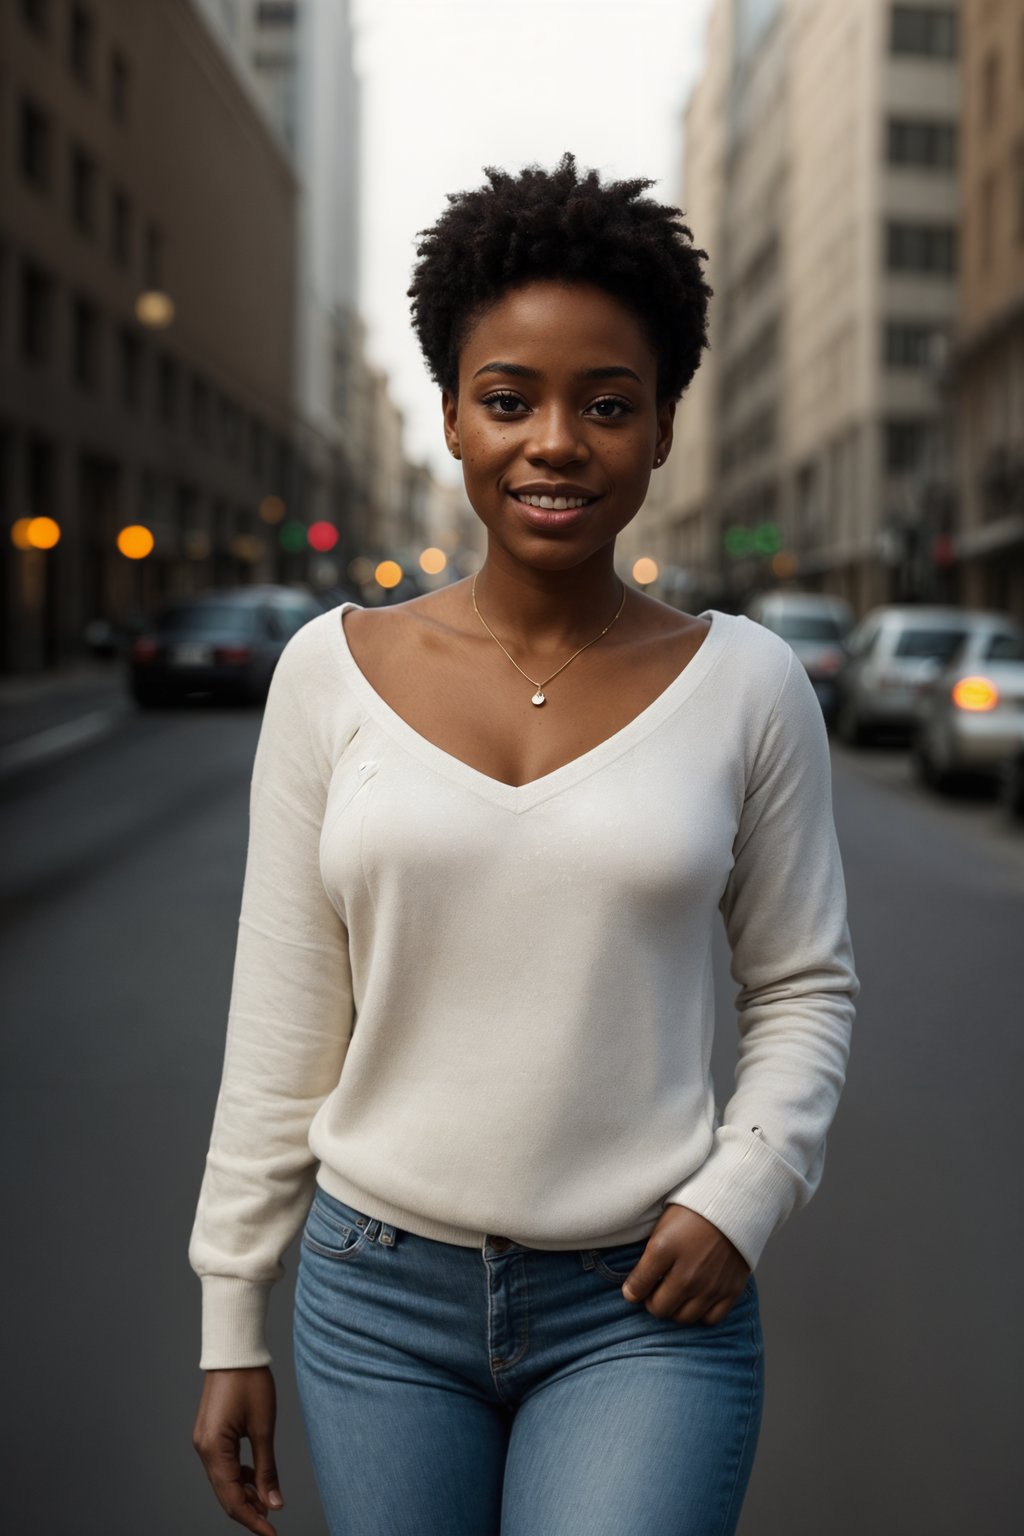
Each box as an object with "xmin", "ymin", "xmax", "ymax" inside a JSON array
[{"xmin": 524, "ymin": 403, "xmax": 589, "ymax": 467}]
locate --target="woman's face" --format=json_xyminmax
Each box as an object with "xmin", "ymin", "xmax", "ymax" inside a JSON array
[{"xmin": 442, "ymin": 279, "xmax": 674, "ymax": 571}]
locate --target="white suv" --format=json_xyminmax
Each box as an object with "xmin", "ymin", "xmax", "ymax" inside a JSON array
[{"xmin": 834, "ymin": 605, "xmax": 1018, "ymax": 744}]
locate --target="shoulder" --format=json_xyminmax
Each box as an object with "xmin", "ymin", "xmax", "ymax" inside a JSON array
[
  {"xmin": 341, "ymin": 586, "xmax": 472, "ymax": 669},
  {"xmin": 714, "ymin": 611, "xmax": 795, "ymax": 692}
]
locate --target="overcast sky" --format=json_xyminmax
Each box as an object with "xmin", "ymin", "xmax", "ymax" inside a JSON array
[{"xmin": 351, "ymin": 0, "xmax": 716, "ymax": 482}]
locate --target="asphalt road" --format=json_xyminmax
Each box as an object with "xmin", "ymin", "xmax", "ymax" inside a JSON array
[{"xmin": 2, "ymin": 687, "xmax": 1021, "ymax": 1535}]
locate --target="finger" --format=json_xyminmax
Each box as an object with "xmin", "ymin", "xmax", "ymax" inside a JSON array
[
  {"xmin": 701, "ymin": 1294, "xmax": 739, "ymax": 1326},
  {"xmin": 252, "ymin": 1430, "xmax": 285, "ymax": 1511},
  {"xmin": 239, "ymin": 1467, "xmax": 268, "ymax": 1517},
  {"xmin": 208, "ymin": 1468, "xmax": 279, "ymax": 1536},
  {"xmin": 670, "ymin": 1293, "xmax": 712, "ymax": 1326},
  {"xmin": 621, "ymin": 1260, "xmax": 669, "ymax": 1302}
]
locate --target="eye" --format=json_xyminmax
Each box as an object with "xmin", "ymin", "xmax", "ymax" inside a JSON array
[
  {"xmin": 481, "ymin": 391, "xmax": 529, "ymax": 416},
  {"xmin": 586, "ymin": 396, "xmax": 634, "ymax": 419}
]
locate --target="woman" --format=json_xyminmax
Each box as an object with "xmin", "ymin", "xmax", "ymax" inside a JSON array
[{"xmin": 189, "ymin": 153, "xmax": 858, "ymax": 1536}]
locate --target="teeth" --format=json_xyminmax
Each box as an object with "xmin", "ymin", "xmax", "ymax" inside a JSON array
[{"xmin": 515, "ymin": 493, "xmax": 592, "ymax": 509}]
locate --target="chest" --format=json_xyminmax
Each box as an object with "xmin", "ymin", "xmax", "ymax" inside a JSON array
[{"xmin": 344, "ymin": 613, "xmax": 710, "ymax": 790}]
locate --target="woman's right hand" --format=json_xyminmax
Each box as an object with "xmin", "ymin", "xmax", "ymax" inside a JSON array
[{"xmin": 192, "ymin": 1367, "xmax": 284, "ymax": 1535}]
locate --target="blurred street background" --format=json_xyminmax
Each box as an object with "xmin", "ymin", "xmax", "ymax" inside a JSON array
[{"xmin": 2, "ymin": 1, "xmax": 1023, "ymax": 1533}]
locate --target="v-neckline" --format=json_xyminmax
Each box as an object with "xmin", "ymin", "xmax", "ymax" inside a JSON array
[{"xmin": 329, "ymin": 601, "xmax": 737, "ymax": 813}]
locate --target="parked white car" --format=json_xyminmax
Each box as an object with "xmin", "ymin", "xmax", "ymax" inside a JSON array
[
  {"xmin": 834, "ymin": 605, "xmax": 1018, "ymax": 744},
  {"xmin": 911, "ymin": 628, "xmax": 1024, "ymax": 791},
  {"xmin": 743, "ymin": 591, "xmax": 854, "ymax": 724}
]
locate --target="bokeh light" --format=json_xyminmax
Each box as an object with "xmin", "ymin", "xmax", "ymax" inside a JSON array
[
  {"xmin": 259, "ymin": 495, "xmax": 286, "ymax": 524},
  {"xmin": 632, "ymin": 557, "xmax": 659, "ymax": 586},
  {"xmin": 25, "ymin": 517, "xmax": 61, "ymax": 549},
  {"xmin": 279, "ymin": 520, "xmax": 308, "ymax": 553},
  {"xmin": 375, "ymin": 560, "xmax": 403, "ymax": 589},
  {"xmin": 308, "ymin": 521, "xmax": 340, "ymax": 553},
  {"xmin": 117, "ymin": 525, "xmax": 154, "ymax": 559},
  {"xmin": 419, "ymin": 547, "xmax": 447, "ymax": 574},
  {"xmin": 134, "ymin": 290, "xmax": 175, "ymax": 329}
]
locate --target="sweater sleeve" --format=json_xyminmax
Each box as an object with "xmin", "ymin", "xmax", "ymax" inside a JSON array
[
  {"xmin": 188, "ymin": 623, "xmax": 353, "ymax": 1369},
  {"xmin": 662, "ymin": 647, "xmax": 858, "ymax": 1268}
]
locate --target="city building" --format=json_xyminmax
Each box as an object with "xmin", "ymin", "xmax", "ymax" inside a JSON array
[
  {"xmin": 632, "ymin": 0, "xmax": 965, "ymax": 618},
  {"xmin": 951, "ymin": 0, "xmax": 1024, "ymax": 615},
  {"xmin": 0, "ymin": 0, "xmax": 301, "ymax": 671},
  {"xmin": 194, "ymin": 0, "xmax": 425, "ymax": 589}
]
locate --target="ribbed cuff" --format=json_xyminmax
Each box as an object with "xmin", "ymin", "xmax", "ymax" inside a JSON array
[
  {"xmin": 198, "ymin": 1277, "xmax": 275, "ymax": 1370},
  {"xmin": 661, "ymin": 1125, "xmax": 804, "ymax": 1270}
]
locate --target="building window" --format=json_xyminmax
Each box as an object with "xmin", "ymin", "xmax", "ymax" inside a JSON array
[
  {"xmin": 70, "ymin": 143, "xmax": 98, "ymax": 237},
  {"xmin": 890, "ymin": 7, "xmax": 957, "ymax": 59},
  {"xmin": 118, "ymin": 326, "xmax": 143, "ymax": 409},
  {"xmin": 71, "ymin": 294, "xmax": 101, "ymax": 391},
  {"xmin": 886, "ymin": 220, "xmax": 957, "ymax": 275},
  {"xmin": 884, "ymin": 322, "xmax": 946, "ymax": 369},
  {"xmin": 887, "ymin": 117, "xmax": 956, "ymax": 170},
  {"xmin": 981, "ymin": 50, "xmax": 999, "ymax": 131},
  {"xmin": 19, "ymin": 0, "xmax": 49, "ymax": 39},
  {"xmin": 110, "ymin": 48, "xmax": 129, "ymax": 122},
  {"xmin": 69, "ymin": 3, "xmax": 95, "ymax": 88},
  {"xmin": 112, "ymin": 188, "xmax": 132, "ymax": 267},
  {"xmin": 20, "ymin": 260, "xmax": 55, "ymax": 364},
  {"xmin": 158, "ymin": 354, "xmax": 179, "ymax": 425},
  {"xmin": 884, "ymin": 419, "xmax": 929, "ymax": 474},
  {"xmin": 256, "ymin": 2, "xmax": 297, "ymax": 24},
  {"xmin": 144, "ymin": 223, "xmax": 164, "ymax": 289},
  {"xmin": 18, "ymin": 97, "xmax": 52, "ymax": 193}
]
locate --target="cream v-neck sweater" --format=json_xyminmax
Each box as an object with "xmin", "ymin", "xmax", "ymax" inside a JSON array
[{"xmin": 188, "ymin": 603, "xmax": 858, "ymax": 1369}]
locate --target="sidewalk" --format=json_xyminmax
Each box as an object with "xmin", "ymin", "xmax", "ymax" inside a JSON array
[{"xmin": 0, "ymin": 658, "xmax": 132, "ymax": 774}]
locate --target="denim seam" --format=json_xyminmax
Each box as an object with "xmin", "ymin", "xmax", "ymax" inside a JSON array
[{"xmin": 715, "ymin": 1282, "xmax": 763, "ymax": 1536}]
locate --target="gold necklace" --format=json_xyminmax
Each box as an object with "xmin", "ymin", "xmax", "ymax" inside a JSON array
[{"xmin": 470, "ymin": 574, "xmax": 628, "ymax": 706}]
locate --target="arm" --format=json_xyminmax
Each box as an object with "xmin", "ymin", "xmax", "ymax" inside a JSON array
[
  {"xmin": 665, "ymin": 647, "xmax": 859, "ymax": 1265},
  {"xmin": 188, "ymin": 624, "xmax": 353, "ymax": 1370},
  {"xmin": 623, "ymin": 648, "xmax": 858, "ymax": 1322}
]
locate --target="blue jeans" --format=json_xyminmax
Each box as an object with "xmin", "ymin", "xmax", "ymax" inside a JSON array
[{"xmin": 293, "ymin": 1188, "xmax": 764, "ymax": 1536}]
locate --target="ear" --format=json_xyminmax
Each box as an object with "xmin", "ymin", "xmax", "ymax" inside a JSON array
[
  {"xmin": 654, "ymin": 398, "xmax": 676, "ymax": 467},
  {"xmin": 441, "ymin": 390, "xmax": 461, "ymax": 460}
]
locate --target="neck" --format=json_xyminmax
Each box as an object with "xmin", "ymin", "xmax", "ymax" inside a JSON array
[{"xmin": 470, "ymin": 549, "xmax": 626, "ymax": 652}]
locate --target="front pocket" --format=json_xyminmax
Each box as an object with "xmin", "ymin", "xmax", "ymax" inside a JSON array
[
  {"xmin": 301, "ymin": 1193, "xmax": 370, "ymax": 1261},
  {"xmin": 590, "ymin": 1236, "xmax": 650, "ymax": 1282}
]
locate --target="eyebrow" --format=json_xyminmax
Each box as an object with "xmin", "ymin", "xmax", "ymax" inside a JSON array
[{"xmin": 472, "ymin": 361, "xmax": 644, "ymax": 385}]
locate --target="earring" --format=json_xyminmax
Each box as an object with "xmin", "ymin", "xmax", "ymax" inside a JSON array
[{"xmin": 654, "ymin": 455, "xmax": 663, "ymax": 467}]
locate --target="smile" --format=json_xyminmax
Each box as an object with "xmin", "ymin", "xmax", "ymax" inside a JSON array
[{"xmin": 511, "ymin": 493, "xmax": 597, "ymax": 510}]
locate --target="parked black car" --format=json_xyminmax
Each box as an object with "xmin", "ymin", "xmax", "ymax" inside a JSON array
[{"xmin": 127, "ymin": 586, "xmax": 325, "ymax": 707}]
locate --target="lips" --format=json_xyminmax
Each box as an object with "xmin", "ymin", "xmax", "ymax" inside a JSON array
[{"xmin": 509, "ymin": 492, "xmax": 596, "ymax": 530}]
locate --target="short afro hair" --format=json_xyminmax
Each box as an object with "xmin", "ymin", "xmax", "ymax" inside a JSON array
[{"xmin": 408, "ymin": 152, "xmax": 713, "ymax": 403}]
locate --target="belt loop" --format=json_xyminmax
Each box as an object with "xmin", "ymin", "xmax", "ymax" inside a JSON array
[
  {"xmin": 580, "ymin": 1249, "xmax": 596, "ymax": 1271},
  {"xmin": 379, "ymin": 1221, "xmax": 396, "ymax": 1247}
]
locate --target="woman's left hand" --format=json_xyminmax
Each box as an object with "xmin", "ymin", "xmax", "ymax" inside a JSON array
[{"xmin": 621, "ymin": 1205, "xmax": 751, "ymax": 1325}]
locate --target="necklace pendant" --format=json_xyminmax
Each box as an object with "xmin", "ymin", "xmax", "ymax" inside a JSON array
[{"xmin": 531, "ymin": 690, "xmax": 546, "ymax": 706}]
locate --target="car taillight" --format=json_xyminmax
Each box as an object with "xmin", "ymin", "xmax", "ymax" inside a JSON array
[
  {"xmin": 215, "ymin": 645, "xmax": 253, "ymax": 665},
  {"xmin": 952, "ymin": 675, "xmax": 999, "ymax": 712},
  {"xmin": 132, "ymin": 637, "xmax": 160, "ymax": 663},
  {"xmin": 815, "ymin": 649, "xmax": 844, "ymax": 674}
]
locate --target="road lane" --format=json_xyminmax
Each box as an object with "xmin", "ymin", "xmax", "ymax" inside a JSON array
[{"xmin": 3, "ymin": 712, "xmax": 1021, "ymax": 1534}]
